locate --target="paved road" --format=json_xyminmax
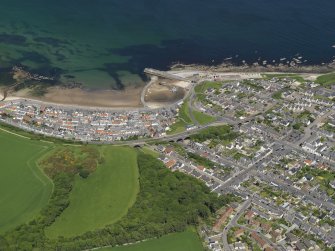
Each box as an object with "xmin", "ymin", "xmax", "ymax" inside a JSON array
[
  {"xmin": 222, "ymin": 199, "xmax": 252, "ymax": 251},
  {"xmin": 297, "ymin": 109, "xmax": 335, "ymax": 145}
]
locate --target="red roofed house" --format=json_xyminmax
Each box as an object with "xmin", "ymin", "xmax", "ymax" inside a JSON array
[
  {"xmin": 197, "ymin": 166, "xmax": 205, "ymax": 171},
  {"xmin": 245, "ymin": 210, "xmax": 255, "ymax": 220},
  {"xmin": 165, "ymin": 159, "xmax": 177, "ymax": 169},
  {"xmin": 251, "ymin": 232, "xmax": 269, "ymax": 250},
  {"xmin": 213, "ymin": 207, "xmax": 234, "ymax": 232},
  {"xmin": 164, "ymin": 147, "xmax": 174, "ymax": 155},
  {"xmin": 260, "ymin": 222, "xmax": 272, "ymax": 233},
  {"xmin": 234, "ymin": 228, "xmax": 245, "ymax": 238}
]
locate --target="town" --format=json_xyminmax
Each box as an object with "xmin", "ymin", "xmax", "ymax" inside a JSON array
[{"xmin": 0, "ymin": 70, "xmax": 335, "ymax": 251}]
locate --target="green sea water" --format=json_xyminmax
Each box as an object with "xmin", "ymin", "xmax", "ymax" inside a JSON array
[{"xmin": 0, "ymin": 0, "xmax": 334, "ymax": 89}]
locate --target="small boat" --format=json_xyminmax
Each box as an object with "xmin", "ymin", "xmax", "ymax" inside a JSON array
[{"xmin": 332, "ymin": 45, "xmax": 335, "ymax": 48}]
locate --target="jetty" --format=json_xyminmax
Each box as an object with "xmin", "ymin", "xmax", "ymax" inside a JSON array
[{"xmin": 144, "ymin": 68, "xmax": 188, "ymax": 81}]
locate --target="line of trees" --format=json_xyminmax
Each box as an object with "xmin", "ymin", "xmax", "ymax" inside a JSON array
[
  {"xmin": 190, "ymin": 125, "xmax": 239, "ymax": 143},
  {"xmin": 1, "ymin": 152, "xmax": 228, "ymax": 250}
]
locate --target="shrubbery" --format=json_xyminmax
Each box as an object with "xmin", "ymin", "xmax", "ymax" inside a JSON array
[{"xmin": 1, "ymin": 153, "xmax": 227, "ymax": 250}]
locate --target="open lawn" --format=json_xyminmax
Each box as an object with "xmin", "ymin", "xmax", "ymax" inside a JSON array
[
  {"xmin": 179, "ymin": 99, "xmax": 192, "ymax": 124},
  {"xmin": 194, "ymin": 81, "xmax": 222, "ymax": 93},
  {"xmin": 100, "ymin": 230, "xmax": 204, "ymax": 251},
  {"xmin": 140, "ymin": 146, "xmax": 159, "ymax": 158},
  {"xmin": 167, "ymin": 120, "xmax": 188, "ymax": 134},
  {"xmin": 0, "ymin": 128, "xmax": 53, "ymax": 233},
  {"xmin": 46, "ymin": 146, "xmax": 139, "ymax": 238},
  {"xmin": 316, "ymin": 72, "xmax": 335, "ymax": 86},
  {"xmin": 168, "ymin": 99, "xmax": 193, "ymax": 134},
  {"xmin": 192, "ymin": 110, "xmax": 216, "ymax": 125}
]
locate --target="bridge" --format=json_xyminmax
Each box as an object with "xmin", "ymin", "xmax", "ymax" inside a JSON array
[{"xmin": 144, "ymin": 68, "xmax": 188, "ymax": 82}]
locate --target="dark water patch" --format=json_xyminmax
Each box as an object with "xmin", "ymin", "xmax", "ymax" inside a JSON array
[
  {"xmin": 106, "ymin": 39, "xmax": 254, "ymax": 77},
  {"xmin": 19, "ymin": 51, "xmax": 51, "ymax": 64},
  {"xmin": 0, "ymin": 67, "xmax": 15, "ymax": 86},
  {"xmin": 53, "ymin": 50, "xmax": 67, "ymax": 62},
  {"xmin": 0, "ymin": 0, "xmax": 334, "ymax": 89},
  {"xmin": 104, "ymin": 64, "xmax": 125, "ymax": 90},
  {"xmin": 28, "ymin": 66, "xmax": 65, "ymax": 82},
  {"xmin": 0, "ymin": 33, "xmax": 26, "ymax": 45},
  {"xmin": 64, "ymin": 74, "xmax": 75, "ymax": 79},
  {"xmin": 107, "ymin": 36, "xmax": 335, "ymax": 81},
  {"xmin": 33, "ymin": 36, "xmax": 69, "ymax": 47}
]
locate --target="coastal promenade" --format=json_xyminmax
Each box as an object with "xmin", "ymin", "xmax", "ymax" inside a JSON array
[{"xmin": 0, "ymin": 69, "xmax": 331, "ymax": 146}]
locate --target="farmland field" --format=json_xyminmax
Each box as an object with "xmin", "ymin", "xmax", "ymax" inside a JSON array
[
  {"xmin": 99, "ymin": 229, "xmax": 204, "ymax": 251},
  {"xmin": 46, "ymin": 146, "xmax": 139, "ymax": 238},
  {"xmin": 0, "ymin": 128, "xmax": 53, "ymax": 233}
]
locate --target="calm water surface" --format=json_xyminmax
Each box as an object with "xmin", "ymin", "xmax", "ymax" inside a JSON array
[{"xmin": 0, "ymin": 0, "xmax": 334, "ymax": 89}]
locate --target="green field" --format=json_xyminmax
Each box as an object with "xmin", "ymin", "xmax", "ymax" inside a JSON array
[
  {"xmin": 46, "ymin": 146, "xmax": 139, "ymax": 238},
  {"xmin": 140, "ymin": 146, "xmax": 160, "ymax": 158},
  {"xmin": 316, "ymin": 73, "xmax": 335, "ymax": 86},
  {"xmin": 192, "ymin": 110, "xmax": 216, "ymax": 125},
  {"xmin": 100, "ymin": 230, "xmax": 204, "ymax": 251},
  {"xmin": 1, "ymin": 128, "xmax": 223, "ymax": 250},
  {"xmin": 168, "ymin": 99, "xmax": 193, "ymax": 134},
  {"xmin": 194, "ymin": 81, "xmax": 222, "ymax": 94},
  {"xmin": 0, "ymin": 128, "xmax": 53, "ymax": 233}
]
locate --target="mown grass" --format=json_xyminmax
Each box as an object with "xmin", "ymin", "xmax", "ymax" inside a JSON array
[
  {"xmin": 100, "ymin": 229, "xmax": 204, "ymax": 251},
  {"xmin": 140, "ymin": 146, "xmax": 160, "ymax": 158},
  {"xmin": 179, "ymin": 99, "xmax": 192, "ymax": 124},
  {"xmin": 194, "ymin": 81, "xmax": 222, "ymax": 93},
  {"xmin": 45, "ymin": 146, "xmax": 139, "ymax": 238},
  {"xmin": 192, "ymin": 110, "xmax": 216, "ymax": 125},
  {"xmin": 0, "ymin": 128, "xmax": 53, "ymax": 233},
  {"xmin": 315, "ymin": 73, "xmax": 335, "ymax": 86},
  {"xmin": 168, "ymin": 99, "xmax": 193, "ymax": 135}
]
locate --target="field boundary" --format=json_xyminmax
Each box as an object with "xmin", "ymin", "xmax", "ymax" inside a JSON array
[{"xmin": 0, "ymin": 127, "xmax": 30, "ymax": 139}]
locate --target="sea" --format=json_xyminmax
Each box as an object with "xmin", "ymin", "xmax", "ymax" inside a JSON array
[{"xmin": 0, "ymin": 0, "xmax": 334, "ymax": 89}]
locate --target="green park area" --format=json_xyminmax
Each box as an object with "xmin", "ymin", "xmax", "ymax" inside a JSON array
[
  {"xmin": 315, "ymin": 72, "xmax": 335, "ymax": 86},
  {"xmin": 0, "ymin": 128, "xmax": 53, "ymax": 233},
  {"xmin": 100, "ymin": 230, "xmax": 203, "ymax": 251},
  {"xmin": 190, "ymin": 125, "xmax": 239, "ymax": 145},
  {"xmin": 192, "ymin": 109, "xmax": 216, "ymax": 125},
  {"xmin": 0, "ymin": 125, "xmax": 224, "ymax": 250},
  {"xmin": 194, "ymin": 81, "xmax": 222, "ymax": 94},
  {"xmin": 168, "ymin": 99, "xmax": 193, "ymax": 134},
  {"xmin": 46, "ymin": 147, "xmax": 139, "ymax": 238}
]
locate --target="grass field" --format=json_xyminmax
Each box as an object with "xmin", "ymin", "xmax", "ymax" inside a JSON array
[
  {"xmin": 99, "ymin": 230, "xmax": 204, "ymax": 251},
  {"xmin": 192, "ymin": 110, "xmax": 216, "ymax": 125},
  {"xmin": 168, "ymin": 99, "xmax": 193, "ymax": 135},
  {"xmin": 46, "ymin": 146, "xmax": 139, "ymax": 238},
  {"xmin": 315, "ymin": 72, "xmax": 335, "ymax": 86},
  {"xmin": 179, "ymin": 99, "xmax": 193, "ymax": 124},
  {"xmin": 140, "ymin": 146, "xmax": 160, "ymax": 158},
  {"xmin": 0, "ymin": 128, "xmax": 53, "ymax": 233},
  {"xmin": 194, "ymin": 81, "xmax": 222, "ymax": 94}
]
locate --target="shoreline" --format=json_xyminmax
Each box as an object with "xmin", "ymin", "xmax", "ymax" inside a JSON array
[
  {"xmin": 170, "ymin": 61, "xmax": 335, "ymax": 74},
  {"xmin": 1, "ymin": 64, "xmax": 334, "ymax": 109}
]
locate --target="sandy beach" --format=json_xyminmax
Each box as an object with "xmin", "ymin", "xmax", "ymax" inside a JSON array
[
  {"xmin": 1, "ymin": 66, "xmax": 331, "ymax": 109},
  {"xmin": 12, "ymin": 86, "xmax": 144, "ymax": 108}
]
